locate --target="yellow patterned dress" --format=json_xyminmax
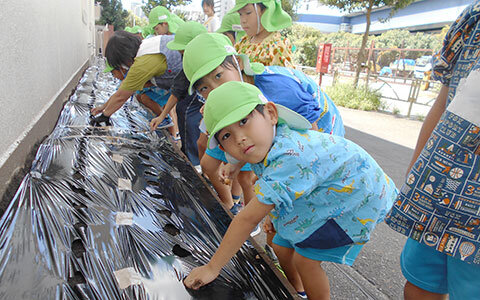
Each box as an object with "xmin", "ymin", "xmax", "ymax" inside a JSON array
[{"xmin": 235, "ymin": 31, "xmax": 294, "ymax": 68}]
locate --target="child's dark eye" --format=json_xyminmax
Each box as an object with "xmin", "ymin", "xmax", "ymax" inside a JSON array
[
  {"xmin": 215, "ymin": 72, "xmax": 222, "ymax": 79},
  {"xmin": 221, "ymin": 132, "xmax": 230, "ymax": 141},
  {"xmin": 239, "ymin": 118, "xmax": 248, "ymax": 126},
  {"xmin": 198, "ymin": 86, "xmax": 207, "ymax": 93}
]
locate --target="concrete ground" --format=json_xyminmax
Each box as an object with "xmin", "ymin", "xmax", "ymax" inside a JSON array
[{"xmin": 253, "ymin": 107, "xmax": 425, "ymax": 299}]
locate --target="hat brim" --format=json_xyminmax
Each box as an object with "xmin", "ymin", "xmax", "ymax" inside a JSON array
[
  {"xmin": 229, "ymin": 1, "xmax": 292, "ymax": 32},
  {"xmin": 275, "ymin": 103, "xmax": 312, "ymax": 131},
  {"xmin": 188, "ymin": 55, "xmax": 227, "ymax": 95},
  {"xmin": 229, "ymin": 0, "xmax": 264, "ymax": 13},
  {"xmin": 207, "ymin": 102, "xmax": 258, "ymax": 150},
  {"xmin": 103, "ymin": 66, "xmax": 114, "ymax": 73},
  {"xmin": 166, "ymin": 40, "xmax": 186, "ymax": 51},
  {"xmin": 239, "ymin": 54, "xmax": 264, "ymax": 75},
  {"xmin": 207, "ymin": 101, "xmax": 311, "ymax": 150}
]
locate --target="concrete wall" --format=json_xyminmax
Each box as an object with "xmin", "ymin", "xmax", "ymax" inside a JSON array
[{"xmin": 0, "ymin": 0, "xmax": 96, "ymax": 198}]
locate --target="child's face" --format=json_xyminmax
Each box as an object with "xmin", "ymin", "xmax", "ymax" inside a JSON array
[
  {"xmin": 238, "ymin": 4, "xmax": 265, "ymax": 37},
  {"xmin": 202, "ymin": 4, "xmax": 214, "ymax": 16},
  {"xmin": 154, "ymin": 22, "xmax": 169, "ymax": 35},
  {"xmin": 196, "ymin": 64, "xmax": 242, "ymax": 98},
  {"xmin": 111, "ymin": 67, "xmax": 127, "ymax": 81},
  {"xmin": 217, "ymin": 103, "xmax": 278, "ymax": 164}
]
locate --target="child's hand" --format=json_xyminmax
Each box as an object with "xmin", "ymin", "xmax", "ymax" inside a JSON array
[
  {"xmin": 262, "ymin": 216, "xmax": 275, "ymax": 234},
  {"xmin": 91, "ymin": 105, "xmax": 105, "ymax": 116},
  {"xmin": 183, "ymin": 264, "xmax": 219, "ymax": 290},
  {"xmin": 150, "ymin": 116, "xmax": 164, "ymax": 131},
  {"xmin": 218, "ymin": 162, "xmax": 241, "ymax": 185}
]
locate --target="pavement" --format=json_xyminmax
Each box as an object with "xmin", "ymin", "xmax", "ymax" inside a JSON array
[{"xmin": 253, "ymin": 107, "xmax": 425, "ymax": 299}]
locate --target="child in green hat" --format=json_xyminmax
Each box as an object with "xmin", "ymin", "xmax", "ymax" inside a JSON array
[
  {"xmin": 216, "ymin": 11, "xmax": 246, "ymax": 45},
  {"xmin": 130, "ymin": 25, "xmax": 143, "ymax": 39},
  {"xmin": 183, "ymin": 81, "xmax": 397, "ymax": 300},
  {"xmin": 148, "ymin": 6, "xmax": 185, "ymax": 36},
  {"xmin": 182, "ymin": 33, "xmax": 344, "ymax": 224},
  {"xmin": 231, "ymin": 0, "xmax": 294, "ymax": 68},
  {"xmin": 91, "ymin": 31, "xmax": 182, "ymax": 139},
  {"xmin": 142, "ymin": 25, "xmax": 154, "ymax": 39},
  {"xmin": 149, "ymin": 21, "xmax": 208, "ymax": 166}
]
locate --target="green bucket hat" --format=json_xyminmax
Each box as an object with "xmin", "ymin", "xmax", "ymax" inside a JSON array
[
  {"xmin": 167, "ymin": 21, "xmax": 207, "ymax": 51},
  {"xmin": 183, "ymin": 33, "xmax": 265, "ymax": 95},
  {"xmin": 142, "ymin": 25, "xmax": 154, "ymax": 38},
  {"xmin": 103, "ymin": 61, "xmax": 114, "ymax": 73},
  {"xmin": 148, "ymin": 6, "xmax": 184, "ymax": 33},
  {"xmin": 131, "ymin": 25, "xmax": 142, "ymax": 34},
  {"xmin": 229, "ymin": 0, "xmax": 292, "ymax": 32},
  {"xmin": 204, "ymin": 81, "xmax": 311, "ymax": 149},
  {"xmin": 217, "ymin": 12, "xmax": 246, "ymax": 42}
]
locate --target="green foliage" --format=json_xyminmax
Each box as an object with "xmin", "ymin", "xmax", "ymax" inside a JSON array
[
  {"xmin": 318, "ymin": 0, "xmax": 415, "ymax": 86},
  {"xmin": 142, "ymin": 0, "xmax": 192, "ymax": 15},
  {"xmin": 98, "ymin": 0, "xmax": 128, "ymax": 30},
  {"xmin": 287, "ymin": 24, "xmax": 444, "ymax": 67},
  {"xmin": 325, "ymin": 83, "xmax": 383, "ymax": 111},
  {"xmin": 318, "ymin": 0, "xmax": 415, "ymax": 14},
  {"xmin": 124, "ymin": 11, "xmax": 148, "ymax": 28},
  {"xmin": 285, "ymin": 24, "xmax": 323, "ymax": 66},
  {"xmin": 415, "ymin": 114, "xmax": 425, "ymax": 121},
  {"xmin": 281, "ymin": 0, "xmax": 300, "ymax": 21},
  {"xmin": 375, "ymin": 29, "xmax": 440, "ymax": 63}
]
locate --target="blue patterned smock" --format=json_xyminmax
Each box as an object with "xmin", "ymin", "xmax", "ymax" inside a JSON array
[
  {"xmin": 251, "ymin": 124, "xmax": 397, "ymax": 249},
  {"xmin": 385, "ymin": 1, "xmax": 480, "ymax": 264}
]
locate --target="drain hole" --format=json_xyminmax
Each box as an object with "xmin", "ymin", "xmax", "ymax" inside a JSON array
[
  {"xmin": 73, "ymin": 222, "xmax": 87, "ymax": 231},
  {"xmin": 144, "ymin": 170, "xmax": 157, "ymax": 177},
  {"xmin": 142, "ymin": 162, "xmax": 154, "ymax": 168},
  {"xmin": 147, "ymin": 180, "xmax": 159, "ymax": 186},
  {"xmin": 72, "ymin": 239, "xmax": 86, "ymax": 258},
  {"xmin": 156, "ymin": 209, "xmax": 171, "ymax": 218},
  {"xmin": 68, "ymin": 270, "xmax": 86, "ymax": 286},
  {"xmin": 138, "ymin": 152, "xmax": 149, "ymax": 160},
  {"xmin": 68, "ymin": 184, "xmax": 88, "ymax": 197},
  {"xmin": 172, "ymin": 245, "xmax": 191, "ymax": 257},
  {"xmin": 73, "ymin": 202, "xmax": 87, "ymax": 209},
  {"xmin": 72, "ymin": 171, "xmax": 84, "ymax": 180},
  {"xmin": 164, "ymin": 223, "xmax": 180, "ymax": 236},
  {"xmin": 150, "ymin": 193, "xmax": 162, "ymax": 199}
]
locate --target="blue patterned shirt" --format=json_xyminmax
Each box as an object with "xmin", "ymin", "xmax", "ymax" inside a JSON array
[{"xmin": 251, "ymin": 124, "xmax": 397, "ymax": 249}]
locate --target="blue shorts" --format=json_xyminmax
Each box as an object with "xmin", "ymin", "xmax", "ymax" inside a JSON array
[
  {"xmin": 137, "ymin": 87, "xmax": 170, "ymax": 107},
  {"xmin": 272, "ymin": 234, "xmax": 363, "ymax": 266},
  {"xmin": 205, "ymin": 146, "xmax": 252, "ymax": 172},
  {"xmin": 401, "ymin": 238, "xmax": 480, "ymax": 300}
]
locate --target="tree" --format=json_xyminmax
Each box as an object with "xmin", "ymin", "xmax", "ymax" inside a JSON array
[
  {"xmin": 98, "ymin": 0, "xmax": 129, "ymax": 30},
  {"xmin": 318, "ymin": 0, "xmax": 415, "ymax": 87},
  {"xmin": 281, "ymin": 0, "xmax": 300, "ymax": 21},
  {"xmin": 125, "ymin": 11, "xmax": 149, "ymax": 28},
  {"xmin": 142, "ymin": 0, "xmax": 192, "ymax": 16}
]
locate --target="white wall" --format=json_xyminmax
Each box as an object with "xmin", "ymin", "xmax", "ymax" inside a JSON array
[{"xmin": 0, "ymin": 0, "xmax": 95, "ymax": 173}]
